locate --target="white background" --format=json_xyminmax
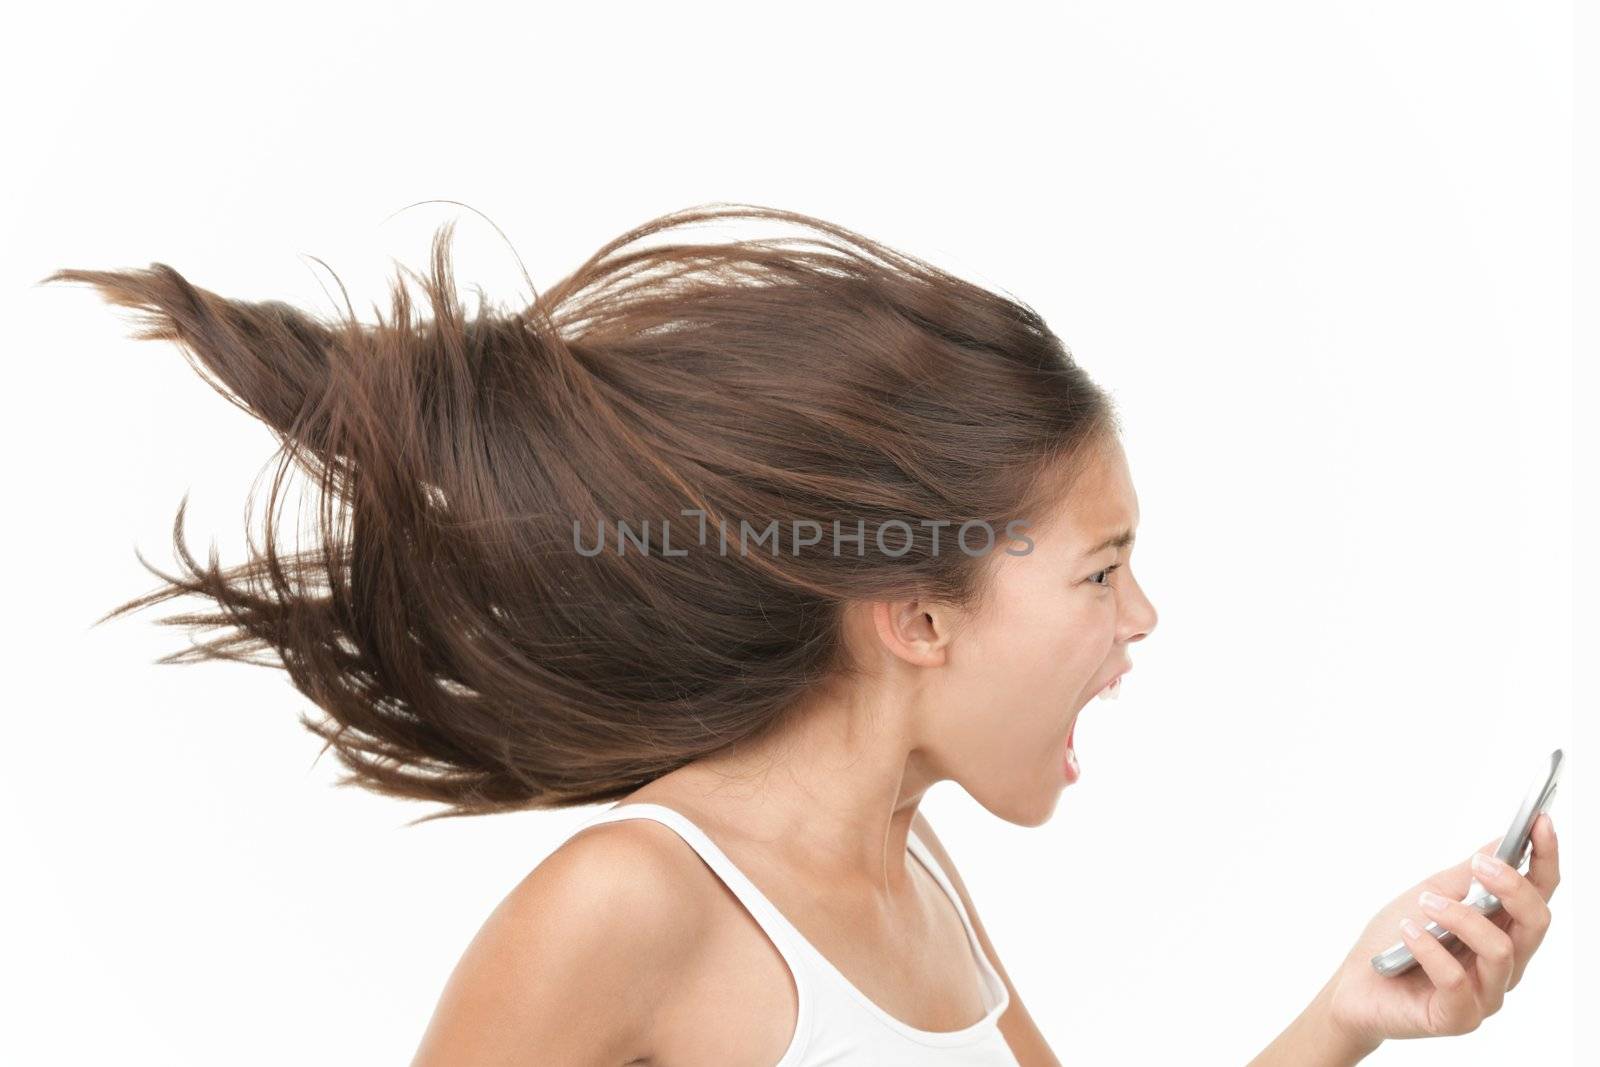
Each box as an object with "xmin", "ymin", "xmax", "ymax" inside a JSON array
[{"xmin": 3, "ymin": 3, "xmax": 1588, "ymax": 1064}]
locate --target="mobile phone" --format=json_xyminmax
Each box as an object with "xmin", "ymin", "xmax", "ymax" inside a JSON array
[{"xmin": 1370, "ymin": 748, "xmax": 1564, "ymax": 978}]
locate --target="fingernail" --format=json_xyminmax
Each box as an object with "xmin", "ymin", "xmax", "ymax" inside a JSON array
[
  {"xmin": 1472, "ymin": 851, "xmax": 1510, "ymax": 883},
  {"xmin": 1399, "ymin": 916, "xmax": 1423, "ymax": 939},
  {"xmin": 1419, "ymin": 890, "xmax": 1450, "ymax": 914}
]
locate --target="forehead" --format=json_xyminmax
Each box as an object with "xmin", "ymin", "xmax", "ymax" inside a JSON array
[{"xmin": 1031, "ymin": 436, "xmax": 1139, "ymax": 551}]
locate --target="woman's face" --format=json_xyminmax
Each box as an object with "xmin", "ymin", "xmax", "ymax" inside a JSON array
[{"xmin": 914, "ymin": 434, "xmax": 1157, "ymax": 826}]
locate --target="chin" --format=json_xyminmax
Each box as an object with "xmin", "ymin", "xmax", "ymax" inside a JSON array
[
  {"xmin": 970, "ymin": 781, "xmax": 1063, "ymax": 829},
  {"xmin": 1007, "ymin": 798, "xmax": 1061, "ymax": 830}
]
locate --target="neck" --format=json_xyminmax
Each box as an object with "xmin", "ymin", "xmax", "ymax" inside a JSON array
[{"xmin": 646, "ymin": 680, "xmax": 940, "ymax": 897}]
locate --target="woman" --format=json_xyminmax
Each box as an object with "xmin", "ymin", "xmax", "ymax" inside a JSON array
[{"xmin": 47, "ymin": 203, "xmax": 1560, "ymax": 1065}]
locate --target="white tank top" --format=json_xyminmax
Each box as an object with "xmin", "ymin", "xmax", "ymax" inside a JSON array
[{"xmin": 571, "ymin": 801, "xmax": 1022, "ymax": 1066}]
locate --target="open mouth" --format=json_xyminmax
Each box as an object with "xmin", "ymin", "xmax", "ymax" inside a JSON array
[{"xmin": 1064, "ymin": 670, "xmax": 1128, "ymax": 784}]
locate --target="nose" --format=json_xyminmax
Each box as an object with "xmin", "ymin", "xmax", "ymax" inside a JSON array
[{"xmin": 1120, "ymin": 571, "xmax": 1158, "ymax": 645}]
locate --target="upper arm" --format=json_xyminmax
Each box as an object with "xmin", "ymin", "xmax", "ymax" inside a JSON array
[
  {"xmin": 912, "ymin": 810, "xmax": 1062, "ymax": 1067},
  {"xmin": 410, "ymin": 822, "xmax": 710, "ymax": 1067}
]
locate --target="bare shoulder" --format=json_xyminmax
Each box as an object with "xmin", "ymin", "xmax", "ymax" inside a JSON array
[
  {"xmin": 410, "ymin": 819, "xmax": 714, "ymax": 1067},
  {"xmin": 911, "ymin": 810, "xmax": 1063, "ymax": 1067}
]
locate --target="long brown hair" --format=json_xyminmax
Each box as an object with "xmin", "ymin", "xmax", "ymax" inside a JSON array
[{"xmin": 44, "ymin": 203, "xmax": 1118, "ymax": 818}]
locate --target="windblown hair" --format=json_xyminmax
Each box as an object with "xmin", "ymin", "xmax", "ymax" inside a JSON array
[{"xmin": 44, "ymin": 203, "xmax": 1118, "ymax": 817}]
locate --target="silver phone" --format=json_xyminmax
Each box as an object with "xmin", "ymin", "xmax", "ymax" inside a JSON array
[{"xmin": 1371, "ymin": 748, "xmax": 1564, "ymax": 978}]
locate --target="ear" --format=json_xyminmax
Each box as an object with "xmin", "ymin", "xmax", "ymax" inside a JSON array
[{"xmin": 871, "ymin": 598, "xmax": 957, "ymax": 667}]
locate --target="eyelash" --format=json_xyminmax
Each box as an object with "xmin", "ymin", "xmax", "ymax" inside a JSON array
[{"xmin": 1088, "ymin": 563, "xmax": 1122, "ymax": 588}]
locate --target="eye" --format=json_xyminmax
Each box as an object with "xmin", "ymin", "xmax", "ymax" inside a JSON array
[{"xmin": 1088, "ymin": 563, "xmax": 1122, "ymax": 588}]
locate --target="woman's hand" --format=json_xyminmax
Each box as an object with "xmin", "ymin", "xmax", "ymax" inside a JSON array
[{"xmin": 1322, "ymin": 812, "xmax": 1561, "ymax": 1047}]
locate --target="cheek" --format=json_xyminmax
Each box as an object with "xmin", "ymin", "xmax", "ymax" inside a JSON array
[
  {"xmin": 1013, "ymin": 622, "xmax": 1104, "ymax": 718},
  {"xmin": 951, "ymin": 593, "xmax": 1111, "ymax": 728}
]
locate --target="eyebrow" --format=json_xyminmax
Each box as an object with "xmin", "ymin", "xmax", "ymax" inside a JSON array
[{"xmin": 1080, "ymin": 528, "xmax": 1136, "ymax": 560}]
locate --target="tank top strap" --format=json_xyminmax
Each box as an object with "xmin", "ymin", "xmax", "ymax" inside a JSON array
[
  {"xmin": 573, "ymin": 801, "xmax": 821, "ymax": 968},
  {"xmin": 571, "ymin": 801, "xmax": 817, "ymax": 1065},
  {"xmin": 906, "ymin": 827, "xmax": 1011, "ymax": 1014},
  {"xmin": 571, "ymin": 801, "xmax": 1011, "ymax": 1049}
]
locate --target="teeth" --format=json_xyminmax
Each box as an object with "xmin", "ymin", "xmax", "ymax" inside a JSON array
[{"xmin": 1097, "ymin": 675, "xmax": 1122, "ymax": 701}]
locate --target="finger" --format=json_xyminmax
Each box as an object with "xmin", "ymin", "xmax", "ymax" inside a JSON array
[
  {"xmin": 1428, "ymin": 840, "xmax": 1501, "ymax": 899},
  {"xmin": 1419, "ymin": 890, "xmax": 1514, "ymax": 1009},
  {"xmin": 1425, "ymin": 834, "xmax": 1514, "ymax": 896},
  {"xmin": 1525, "ymin": 813, "xmax": 1560, "ymax": 901},
  {"xmin": 1471, "ymin": 851, "xmax": 1553, "ymax": 930},
  {"xmin": 1398, "ymin": 915, "xmax": 1480, "ymax": 1034},
  {"xmin": 1469, "ymin": 850, "xmax": 1552, "ymax": 990}
]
